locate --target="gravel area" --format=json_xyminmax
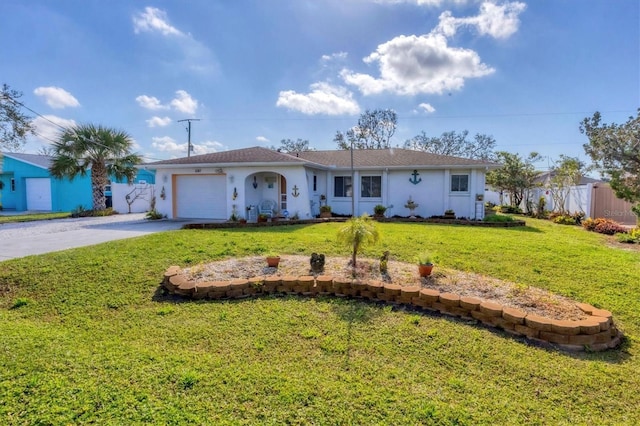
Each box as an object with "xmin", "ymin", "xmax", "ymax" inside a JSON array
[{"xmin": 183, "ymin": 255, "xmax": 587, "ymax": 320}]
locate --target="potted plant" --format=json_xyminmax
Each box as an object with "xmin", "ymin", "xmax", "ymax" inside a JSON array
[
  {"xmin": 257, "ymin": 213, "xmax": 269, "ymax": 223},
  {"xmin": 319, "ymin": 205, "xmax": 332, "ymax": 218},
  {"xmin": 404, "ymin": 197, "xmax": 419, "ymax": 218},
  {"xmin": 416, "ymin": 252, "xmax": 434, "ymax": 277},
  {"xmin": 444, "ymin": 209, "xmax": 455, "ymax": 219},
  {"xmin": 373, "ymin": 204, "xmax": 387, "ymax": 218},
  {"xmin": 266, "ymin": 253, "xmax": 281, "ymax": 268}
]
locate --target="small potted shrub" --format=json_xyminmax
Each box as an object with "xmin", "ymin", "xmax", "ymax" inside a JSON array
[
  {"xmin": 416, "ymin": 252, "xmax": 434, "ymax": 277},
  {"xmin": 444, "ymin": 209, "xmax": 455, "ymax": 219},
  {"xmin": 266, "ymin": 253, "xmax": 281, "ymax": 268},
  {"xmin": 257, "ymin": 213, "xmax": 269, "ymax": 223},
  {"xmin": 319, "ymin": 205, "xmax": 332, "ymax": 218},
  {"xmin": 373, "ymin": 204, "xmax": 387, "ymax": 218}
]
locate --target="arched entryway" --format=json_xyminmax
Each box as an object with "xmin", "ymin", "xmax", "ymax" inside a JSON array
[{"xmin": 245, "ymin": 172, "xmax": 286, "ymax": 220}]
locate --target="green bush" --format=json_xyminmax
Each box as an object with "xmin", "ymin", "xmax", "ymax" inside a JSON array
[
  {"xmin": 483, "ymin": 214, "xmax": 514, "ymax": 223},
  {"xmin": 616, "ymin": 232, "xmax": 637, "ymax": 243},
  {"xmin": 499, "ymin": 205, "xmax": 522, "ymax": 214},
  {"xmin": 552, "ymin": 215, "xmax": 578, "ymax": 225}
]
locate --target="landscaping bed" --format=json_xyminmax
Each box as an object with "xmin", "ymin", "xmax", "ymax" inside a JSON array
[{"xmin": 166, "ymin": 255, "xmax": 622, "ymax": 352}]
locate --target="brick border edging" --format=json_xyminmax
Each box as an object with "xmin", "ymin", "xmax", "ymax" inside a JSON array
[{"xmin": 162, "ymin": 267, "xmax": 622, "ymax": 352}]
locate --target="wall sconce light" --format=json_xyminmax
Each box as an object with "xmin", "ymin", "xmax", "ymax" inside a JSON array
[
  {"xmin": 252, "ymin": 176, "xmax": 258, "ymax": 189},
  {"xmin": 160, "ymin": 186, "xmax": 166, "ymax": 200},
  {"xmin": 229, "ymin": 175, "xmax": 234, "ymax": 183},
  {"xmin": 162, "ymin": 174, "xmax": 168, "ymax": 183},
  {"xmin": 232, "ymin": 187, "xmax": 238, "ymax": 200}
]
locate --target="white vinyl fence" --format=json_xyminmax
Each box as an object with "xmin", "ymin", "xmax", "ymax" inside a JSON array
[{"xmin": 111, "ymin": 183, "xmax": 155, "ymax": 214}]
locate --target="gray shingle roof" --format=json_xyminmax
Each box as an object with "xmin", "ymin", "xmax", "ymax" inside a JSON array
[
  {"xmin": 2, "ymin": 152, "xmax": 53, "ymax": 169},
  {"xmin": 147, "ymin": 146, "xmax": 307, "ymax": 166},
  {"xmin": 296, "ymin": 148, "xmax": 493, "ymax": 168},
  {"xmin": 147, "ymin": 146, "xmax": 495, "ymax": 169}
]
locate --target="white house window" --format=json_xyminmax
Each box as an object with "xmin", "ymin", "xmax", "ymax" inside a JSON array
[
  {"xmin": 361, "ymin": 176, "xmax": 381, "ymax": 198},
  {"xmin": 10, "ymin": 178, "xmax": 16, "ymax": 192},
  {"xmin": 451, "ymin": 174, "xmax": 469, "ymax": 192},
  {"xmin": 334, "ymin": 176, "xmax": 352, "ymax": 197}
]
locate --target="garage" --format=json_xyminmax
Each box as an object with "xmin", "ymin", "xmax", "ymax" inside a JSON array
[
  {"xmin": 174, "ymin": 175, "xmax": 227, "ymax": 219},
  {"xmin": 26, "ymin": 178, "xmax": 52, "ymax": 211}
]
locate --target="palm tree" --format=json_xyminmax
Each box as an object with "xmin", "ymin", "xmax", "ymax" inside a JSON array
[
  {"xmin": 50, "ymin": 124, "xmax": 142, "ymax": 211},
  {"xmin": 337, "ymin": 213, "xmax": 380, "ymax": 273}
]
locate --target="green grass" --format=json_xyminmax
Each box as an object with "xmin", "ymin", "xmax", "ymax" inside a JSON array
[
  {"xmin": 1, "ymin": 219, "xmax": 639, "ymax": 424},
  {"xmin": 0, "ymin": 212, "xmax": 71, "ymax": 223}
]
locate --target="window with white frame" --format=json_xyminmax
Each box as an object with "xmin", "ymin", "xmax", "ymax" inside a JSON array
[
  {"xmin": 334, "ymin": 176, "xmax": 352, "ymax": 197},
  {"xmin": 361, "ymin": 175, "xmax": 381, "ymax": 198},
  {"xmin": 451, "ymin": 174, "xmax": 469, "ymax": 192}
]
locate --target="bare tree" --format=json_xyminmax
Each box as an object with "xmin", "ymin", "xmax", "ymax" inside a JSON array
[
  {"xmin": 405, "ymin": 130, "xmax": 497, "ymax": 161},
  {"xmin": 335, "ymin": 109, "xmax": 397, "ymax": 150},
  {"xmin": 1, "ymin": 84, "xmax": 35, "ymax": 151}
]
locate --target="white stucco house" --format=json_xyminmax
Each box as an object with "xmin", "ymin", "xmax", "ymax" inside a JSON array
[{"xmin": 146, "ymin": 146, "xmax": 496, "ymax": 221}]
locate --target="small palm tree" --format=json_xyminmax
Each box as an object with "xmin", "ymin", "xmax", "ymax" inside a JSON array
[
  {"xmin": 337, "ymin": 213, "xmax": 380, "ymax": 272},
  {"xmin": 50, "ymin": 124, "xmax": 142, "ymax": 211}
]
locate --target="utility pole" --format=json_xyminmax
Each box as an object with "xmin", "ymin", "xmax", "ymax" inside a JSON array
[{"xmin": 177, "ymin": 119, "xmax": 201, "ymax": 157}]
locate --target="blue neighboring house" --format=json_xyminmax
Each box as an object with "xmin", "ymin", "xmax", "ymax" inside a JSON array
[{"xmin": 0, "ymin": 152, "xmax": 154, "ymax": 212}]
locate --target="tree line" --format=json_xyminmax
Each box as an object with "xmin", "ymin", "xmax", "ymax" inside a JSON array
[{"xmin": 2, "ymin": 83, "xmax": 639, "ymax": 216}]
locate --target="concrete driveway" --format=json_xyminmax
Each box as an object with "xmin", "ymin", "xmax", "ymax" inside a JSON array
[{"xmin": 0, "ymin": 213, "xmax": 188, "ymax": 261}]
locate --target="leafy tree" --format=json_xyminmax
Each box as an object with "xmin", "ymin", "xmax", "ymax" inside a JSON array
[
  {"xmin": 1, "ymin": 84, "xmax": 35, "ymax": 151},
  {"xmin": 337, "ymin": 214, "xmax": 380, "ymax": 273},
  {"xmin": 486, "ymin": 151, "xmax": 542, "ymax": 209},
  {"xmin": 547, "ymin": 155, "xmax": 587, "ymax": 214},
  {"xmin": 50, "ymin": 124, "xmax": 142, "ymax": 211},
  {"xmin": 272, "ymin": 138, "xmax": 313, "ymax": 153},
  {"xmin": 405, "ymin": 130, "xmax": 497, "ymax": 161},
  {"xmin": 334, "ymin": 109, "xmax": 397, "ymax": 150},
  {"xmin": 580, "ymin": 110, "xmax": 640, "ymax": 215}
]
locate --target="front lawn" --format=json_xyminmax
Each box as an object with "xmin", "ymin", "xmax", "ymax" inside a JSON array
[{"xmin": 0, "ymin": 219, "xmax": 638, "ymax": 424}]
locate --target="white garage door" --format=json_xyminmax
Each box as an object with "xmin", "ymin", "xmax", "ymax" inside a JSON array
[
  {"xmin": 175, "ymin": 175, "xmax": 227, "ymax": 219},
  {"xmin": 26, "ymin": 178, "xmax": 52, "ymax": 211}
]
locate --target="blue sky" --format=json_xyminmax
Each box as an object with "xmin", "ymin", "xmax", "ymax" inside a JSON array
[{"xmin": 1, "ymin": 0, "xmax": 638, "ymax": 170}]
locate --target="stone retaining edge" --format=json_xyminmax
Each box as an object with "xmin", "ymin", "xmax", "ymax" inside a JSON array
[{"xmin": 162, "ymin": 267, "xmax": 622, "ymax": 352}]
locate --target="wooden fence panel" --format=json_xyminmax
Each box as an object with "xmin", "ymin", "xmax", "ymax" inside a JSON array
[{"xmin": 590, "ymin": 184, "xmax": 637, "ymax": 225}]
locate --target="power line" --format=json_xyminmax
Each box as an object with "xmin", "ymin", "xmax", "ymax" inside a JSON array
[
  {"xmin": 3, "ymin": 93, "xmax": 68, "ymax": 132},
  {"xmin": 177, "ymin": 118, "xmax": 200, "ymax": 157}
]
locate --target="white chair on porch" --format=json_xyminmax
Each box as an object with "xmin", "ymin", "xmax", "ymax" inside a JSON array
[{"xmin": 258, "ymin": 199, "xmax": 277, "ymax": 218}]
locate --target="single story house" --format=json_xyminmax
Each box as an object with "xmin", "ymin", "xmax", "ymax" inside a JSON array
[
  {"xmin": 146, "ymin": 146, "xmax": 495, "ymax": 221},
  {"xmin": 0, "ymin": 152, "xmax": 154, "ymax": 212}
]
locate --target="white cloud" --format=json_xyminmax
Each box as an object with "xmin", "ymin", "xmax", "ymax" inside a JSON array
[
  {"xmin": 418, "ymin": 103, "xmax": 436, "ymax": 113},
  {"xmin": 146, "ymin": 116, "xmax": 172, "ymax": 128},
  {"xmin": 33, "ymin": 86, "xmax": 80, "ymax": 109},
  {"xmin": 192, "ymin": 140, "xmax": 224, "ymax": 155},
  {"xmin": 136, "ymin": 95, "xmax": 168, "ymax": 110},
  {"xmin": 373, "ymin": 0, "xmax": 468, "ymax": 6},
  {"xmin": 276, "ymin": 82, "xmax": 360, "ymax": 115},
  {"xmin": 132, "ymin": 7, "xmax": 183, "ymax": 36},
  {"xmin": 151, "ymin": 136, "xmax": 223, "ymax": 157},
  {"xmin": 132, "ymin": 7, "xmax": 218, "ymax": 75},
  {"xmin": 321, "ymin": 52, "xmax": 348, "ymax": 62},
  {"xmin": 32, "ymin": 115, "xmax": 76, "ymax": 142},
  {"xmin": 170, "ymin": 90, "xmax": 198, "ymax": 114},
  {"xmin": 256, "ymin": 136, "xmax": 270, "ymax": 143},
  {"xmin": 136, "ymin": 91, "xmax": 198, "ymax": 116},
  {"xmin": 341, "ymin": 33, "xmax": 494, "ymax": 96},
  {"xmin": 435, "ymin": 1, "xmax": 527, "ymax": 39}
]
